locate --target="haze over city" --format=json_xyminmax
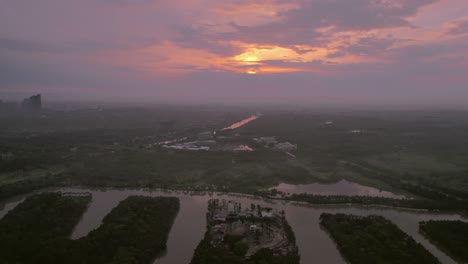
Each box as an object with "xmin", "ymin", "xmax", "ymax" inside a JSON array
[
  {"xmin": 2, "ymin": 2, "xmax": 468, "ymax": 264},
  {"xmin": 1, "ymin": 0, "xmax": 467, "ymax": 106}
]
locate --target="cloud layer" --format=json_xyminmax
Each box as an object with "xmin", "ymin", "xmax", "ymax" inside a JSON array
[{"xmin": 1, "ymin": 0, "xmax": 467, "ymax": 105}]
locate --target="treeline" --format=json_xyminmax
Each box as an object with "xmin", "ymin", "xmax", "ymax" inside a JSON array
[
  {"xmin": 191, "ymin": 232, "xmax": 245, "ymax": 264},
  {"xmin": 0, "ymin": 194, "xmax": 180, "ymax": 264},
  {"xmin": 191, "ymin": 232, "xmax": 300, "ymax": 264},
  {"xmin": 320, "ymin": 213, "xmax": 439, "ymax": 264},
  {"xmin": 420, "ymin": 220, "xmax": 468, "ymax": 263},
  {"xmin": 282, "ymin": 216, "xmax": 296, "ymax": 244},
  {"xmin": 344, "ymin": 162, "xmax": 467, "ymax": 200},
  {"xmin": 0, "ymin": 173, "xmax": 62, "ymax": 200},
  {"xmin": 249, "ymin": 248, "xmax": 300, "ymax": 264},
  {"xmin": 0, "ymin": 192, "xmax": 91, "ymax": 264},
  {"xmin": 279, "ymin": 193, "xmax": 468, "ymax": 212}
]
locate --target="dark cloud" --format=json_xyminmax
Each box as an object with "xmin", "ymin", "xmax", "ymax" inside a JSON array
[
  {"xmin": 0, "ymin": 0, "xmax": 467, "ymax": 107},
  {"xmin": 171, "ymin": 25, "xmax": 242, "ymax": 56},
  {"xmin": 0, "ymin": 38, "xmax": 66, "ymax": 53},
  {"xmin": 213, "ymin": 0, "xmax": 436, "ymax": 47},
  {"xmin": 343, "ymin": 35, "xmax": 404, "ymax": 56}
]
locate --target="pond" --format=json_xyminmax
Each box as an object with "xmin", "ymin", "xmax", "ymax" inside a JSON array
[
  {"xmin": 0, "ymin": 188, "xmax": 464, "ymax": 264},
  {"xmin": 271, "ymin": 180, "xmax": 407, "ymax": 199}
]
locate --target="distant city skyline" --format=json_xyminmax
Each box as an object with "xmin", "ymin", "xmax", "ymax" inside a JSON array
[{"xmin": 1, "ymin": 0, "xmax": 467, "ymax": 106}]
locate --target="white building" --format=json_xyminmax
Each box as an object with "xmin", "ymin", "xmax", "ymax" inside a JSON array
[
  {"xmin": 261, "ymin": 209, "xmax": 274, "ymax": 218},
  {"xmin": 274, "ymin": 142, "xmax": 297, "ymax": 152}
]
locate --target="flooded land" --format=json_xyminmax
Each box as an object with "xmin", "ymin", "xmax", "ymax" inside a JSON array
[
  {"xmin": 271, "ymin": 180, "xmax": 407, "ymax": 199},
  {"xmin": 1, "ymin": 188, "xmax": 466, "ymax": 264}
]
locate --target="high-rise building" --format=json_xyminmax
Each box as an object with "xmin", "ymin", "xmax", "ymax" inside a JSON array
[{"xmin": 22, "ymin": 94, "xmax": 42, "ymax": 111}]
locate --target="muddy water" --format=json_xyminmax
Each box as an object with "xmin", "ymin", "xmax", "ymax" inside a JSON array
[
  {"xmin": 271, "ymin": 180, "xmax": 407, "ymax": 199},
  {"xmin": 1, "ymin": 188, "xmax": 464, "ymax": 264}
]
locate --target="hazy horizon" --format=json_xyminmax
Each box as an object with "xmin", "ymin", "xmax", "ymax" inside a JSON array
[{"xmin": 1, "ymin": 0, "xmax": 468, "ymax": 107}]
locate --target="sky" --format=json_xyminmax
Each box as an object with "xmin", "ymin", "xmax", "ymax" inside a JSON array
[{"xmin": 1, "ymin": 0, "xmax": 467, "ymax": 106}]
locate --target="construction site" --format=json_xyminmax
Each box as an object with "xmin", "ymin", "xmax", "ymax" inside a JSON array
[{"xmin": 204, "ymin": 199, "xmax": 298, "ymax": 260}]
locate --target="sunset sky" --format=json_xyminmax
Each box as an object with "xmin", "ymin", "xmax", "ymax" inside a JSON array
[{"xmin": 1, "ymin": 0, "xmax": 467, "ymax": 105}]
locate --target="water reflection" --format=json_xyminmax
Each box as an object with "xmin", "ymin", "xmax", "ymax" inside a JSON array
[
  {"xmin": 221, "ymin": 114, "xmax": 260, "ymax": 131},
  {"xmin": 271, "ymin": 180, "xmax": 406, "ymax": 199},
  {"xmin": 0, "ymin": 188, "xmax": 464, "ymax": 264}
]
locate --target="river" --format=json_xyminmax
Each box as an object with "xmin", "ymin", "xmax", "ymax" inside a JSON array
[{"xmin": 0, "ymin": 188, "xmax": 465, "ymax": 264}]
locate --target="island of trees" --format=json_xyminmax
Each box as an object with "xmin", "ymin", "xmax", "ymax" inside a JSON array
[
  {"xmin": 419, "ymin": 220, "xmax": 468, "ymax": 263},
  {"xmin": 0, "ymin": 192, "xmax": 91, "ymax": 264},
  {"xmin": 0, "ymin": 193, "xmax": 180, "ymax": 264},
  {"xmin": 253, "ymin": 188, "xmax": 468, "ymax": 213},
  {"xmin": 320, "ymin": 213, "xmax": 439, "ymax": 264}
]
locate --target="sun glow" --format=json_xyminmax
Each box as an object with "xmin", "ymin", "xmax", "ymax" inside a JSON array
[
  {"xmin": 244, "ymin": 56, "xmax": 259, "ymax": 62},
  {"xmin": 247, "ymin": 70, "xmax": 257, "ymax": 74}
]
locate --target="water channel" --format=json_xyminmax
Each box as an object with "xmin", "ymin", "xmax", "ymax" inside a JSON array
[{"xmin": 0, "ymin": 188, "xmax": 465, "ymax": 264}]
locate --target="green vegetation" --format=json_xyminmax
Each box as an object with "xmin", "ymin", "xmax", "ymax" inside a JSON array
[
  {"xmin": 191, "ymin": 231, "xmax": 300, "ymax": 264},
  {"xmin": 0, "ymin": 193, "xmax": 180, "ymax": 264},
  {"xmin": 247, "ymin": 217, "xmax": 300, "ymax": 264},
  {"xmin": 420, "ymin": 220, "xmax": 468, "ymax": 263},
  {"xmin": 0, "ymin": 192, "xmax": 91, "ymax": 264},
  {"xmin": 320, "ymin": 213, "xmax": 439, "ymax": 264},
  {"xmin": 249, "ymin": 248, "xmax": 300, "ymax": 264},
  {"xmin": 69, "ymin": 196, "xmax": 180, "ymax": 264},
  {"xmin": 0, "ymin": 169, "xmax": 63, "ymax": 200},
  {"xmin": 276, "ymin": 193, "xmax": 468, "ymax": 212},
  {"xmin": 191, "ymin": 232, "xmax": 246, "ymax": 264},
  {"xmin": 2, "ymin": 107, "xmax": 468, "ymax": 211}
]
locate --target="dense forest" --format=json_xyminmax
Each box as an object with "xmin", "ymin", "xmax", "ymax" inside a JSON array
[
  {"xmin": 420, "ymin": 220, "xmax": 468, "ymax": 263},
  {"xmin": 0, "ymin": 192, "xmax": 91, "ymax": 264},
  {"xmin": 0, "ymin": 193, "xmax": 180, "ymax": 264},
  {"xmin": 69, "ymin": 196, "xmax": 180, "ymax": 264},
  {"xmin": 279, "ymin": 193, "xmax": 468, "ymax": 212},
  {"xmin": 320, "ymin": 213, "xmax": 439, "ymax": 264},
  {"xmin": 191, "ymin": 231, "xmax": 245, "ymax": 264}
]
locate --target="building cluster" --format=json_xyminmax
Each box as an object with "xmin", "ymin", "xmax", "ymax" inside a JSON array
[
  {"xmin": 208, "ymin": 200, "xmax": 278, "ymax": 243},
  {"xmin": 274, "ymin": 142, "xmax": 297, "ymax": 152},
  {"xmin": 161, "ymin": 140, "xmax": 216, "ymax": 151},
  {"xmin": 206, "ymin": 199, "xmax": 295, "ymax": 258},
  {"xmin": 22, "ymin": 94, "xmax": 42, "ymax": 111}
]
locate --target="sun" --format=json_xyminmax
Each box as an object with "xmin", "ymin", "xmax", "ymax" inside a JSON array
[
  {"xmin": 244, "ymin": 56, "xmax": 259, "ymax": 62},
  {"xmin": 247, "ymin": 70, "xmax": 257, "ymax": 74}
]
